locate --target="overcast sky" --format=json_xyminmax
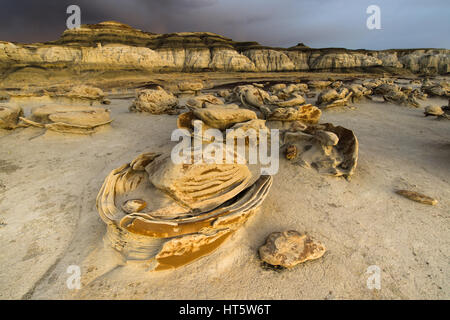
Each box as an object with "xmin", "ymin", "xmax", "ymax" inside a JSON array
[{"xmin": 1, "ymin": 0, "xmax": 449, "ymax": 49}]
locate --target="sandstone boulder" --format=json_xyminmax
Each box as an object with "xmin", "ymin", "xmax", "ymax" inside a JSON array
[
  {"xmin": 259, "ymin": 231, "xmax": 326, "ymax": 268},
  {"xmin": 186, "ymin": 94, "xmax": 224, "ymax": 108},
  {"xmin": 20, "ymin": 104, "xmax": 112, "ymax": 134},
  {"xmin": 268, "ymin": 104, "xmax": 321, "ymax": 124},
  {"xmin": 424, "ymin": 105, "xmax": 444, "ymax": 116},
  {"xmin": 178, "ymin": 80, "xmax": 204, "ymax": 93},
  {"xmin": 193, "ymin": 107, "xmax": 257, "ymax": 130},
  {"xmin": 130, "ymin": 86, "xmax": 179, "ymax": 114}
]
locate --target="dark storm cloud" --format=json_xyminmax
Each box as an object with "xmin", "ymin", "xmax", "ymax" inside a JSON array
[{"xmin": 0, "ymin": 0, "xmax": 449, "ymax": 49}]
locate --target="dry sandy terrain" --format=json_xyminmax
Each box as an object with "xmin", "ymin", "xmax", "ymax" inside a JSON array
[{"xmin": 0, "ymin": 89, "xmax": 449, "ymax": 299}]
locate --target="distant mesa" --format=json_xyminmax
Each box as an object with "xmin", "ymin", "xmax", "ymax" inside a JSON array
[{"xmin": 0, "ymin": 21, "xmax": 448, "ymax": 75}]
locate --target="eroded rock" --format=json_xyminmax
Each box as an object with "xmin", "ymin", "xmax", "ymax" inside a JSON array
[
  {"xmin": 192, "ymin": 107, "xmax": 257, "ymax": 130},
  {"xmin": 186, "ymin": 94, "xmax": 224, "ymax": 108},
  {"xmin": 259, "ymin": 231, "xmax": 326, "ymax": 268},
  {"xmin": 20, "ymin": 104, "xmax": 112, "ymax": 134},
  {"xmin": 0, "ymin": 105, "xmax": 23, "ymax": 129},
  {"xmin": 130, "ymin": 86, "xmax": 179, "ymax": 114},
  {"xmin": 268, "ymin": 104, "xmax": 321, "ymax": 124},
  {"xmin": 424, "ymin": 105, "xmax": 444, "ymax": 117},
  {"xmin": 282, "ymin": 123, "xmax": 358, "ymax": 177},
  {"xmin": 96, "ymin": 151, "xmax": 273, "ymax": 271},
  {"xmin": 395, "ymin": 190, "xmax": 438, "ymax": 205},
  {"xmin": 316, "ymin": 88, "xmax": 353, "ymax": 109}
]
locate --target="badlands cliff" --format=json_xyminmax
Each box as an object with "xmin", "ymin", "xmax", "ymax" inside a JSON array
[{"xmin": 0, "ymin": 21, "xmax": 449, "ymax": 76}]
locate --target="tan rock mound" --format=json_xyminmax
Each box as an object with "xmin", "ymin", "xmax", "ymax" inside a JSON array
[
  {"xmin": 316, "ymin": 88, "xmax": 353, "ymax": 109},
  {"xmin": 372, "ymin": 83, "xmax": 421, "ymax": 107},
  {"xmin": 307, "ymin": 80, "xmax": 332, "ymax": 89},
  {"xmin": 192, "ymin": 107, "xmax": 257, "ymax": 130},
  {"xmin": 186, "ymin": 94, "xmax": 224, "ymax": 108},
  {"xmin": 347, "ymin": 84, "xmax": 372, "ymax": 102},
  {"xmin": 268, "ymin": 104, "xmax": 321, "ymax": 124},
  {"xmin": 0, "ymin": 105, "xmax": 23, "ymax": 129},
  {"xmin": 130, "ymin": 86, "xmax": 179, "ymax": 114},
  {"xmin": 424, "ymin": 105, "xmax": 444, "ymax": 117},
  {"xmin": 96, "ymin": 151, "xmax": 273, "ymax": 271},
  {"xmin": 178, "ymin": 80, "xmax": 204, "ymax": 93},
  {"xmin": 421, "ymin": 82, "xmax": 449, "ymax": 98},
  {"xmin": 66, "ymin": 85, "xmax": 105, "ymax": 100},
  {"xmin": 259, "ymin": 231, "xmax": 326, "ymax": 268},
  {"xmin": 235, "ymin": 85, "xmax": 274, "ymax": 108},
  {"xmin": 275, "ymin": 94, "xmax": 306, "ymax": 107},
  {"xmin": 20, "ymin": 105, "xmax": 111, "ymax": 134}
]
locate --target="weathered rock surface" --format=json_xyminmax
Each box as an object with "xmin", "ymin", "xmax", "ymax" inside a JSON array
[
  {"xmin": 186, "ymin": 94, "xmax": 224, "ymax": 108},
  {"xmin": 268, "ymin": 104, "xmax": 321, "ymax": 124},
  {"xmin": 0, "ymin": 21, "xmax": 448, "ymax": 78},
  {"xmin": 259, "ymin": 231, "xmax": 326, "ymax": 268},
  {"xmin": 316, "ymin": 88, "xmax": 353, "ymax": 109},
  {"xmin": 65, "ymin": 85, "xmax": 105, "ymax": 101},
  {"xmin": 178, "ymin": 81, "xmax": 204, "ymax": 93},
  {"xmin": 424, "ymin": 105, "xmax": 444, "ymax": 117},
  {"xmin": 282, "ymin": 123, "xmax": 358, "ymax": 177},
  {"xmin": 130, "ymin": 86, "xmax": 179, "ymax": 114},
  {"xmin": 20, "ymin": 104, "xmax": 112, "ymax": 134},
  {"xmin": 395, "ymin": 190, "xmax": 438, "ymax": 205},
  {"xmin": 0, "ymin": 105, "xmax": 23, "ymax": 129},
  {"xmin": 96, "ymin": 151, "xmax": 273, "ymax": 271},
  {"xmin": 193, "ymin": 108, "xmax": 257, "ymax": 130}
]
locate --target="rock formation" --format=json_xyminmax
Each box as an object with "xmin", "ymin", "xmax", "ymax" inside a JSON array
[
  {"xmin": 0, "ymin": 105, "xmax": 23, "ymax": 129},
  {"xmin": 268, "ymin": 104, "xmax": 321, "ymax": 123},
  {"xmin": 130, "ymin": 86, "xmax": 179, "ymax": 114},
  {"xmin": 259, "ymin": 230, "xmax": 326, "ymax": 268},
  {"xmin": 0, "ymin": 21, "xmax": 448, "ymax": 80},
  {"xmin": 96, "ymin": 151, "xmax": 273, "ymax": 271},
  {"xmin": 282, "ymin": 123, "xmax": 358, "ymax": 178},
  {"xmin": 20, "ymin": 105, "xmax": 112, "ymax": 134}
]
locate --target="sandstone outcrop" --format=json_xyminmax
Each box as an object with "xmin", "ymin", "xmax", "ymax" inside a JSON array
[
  {"xmin": 0, "ymin": 21, "xmax": 448, "ymax": 81},
  {"xmin": 96, "ymin": 151, "xmax": 273, "ymax": 271},
  {"xmin": 0, "ymin": 105, "xmax": 23, "ymax": 129}
]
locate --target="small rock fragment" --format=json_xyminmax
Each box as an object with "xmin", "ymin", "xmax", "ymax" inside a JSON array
[
  {"xmin": 285, "ymin": 145, "xmax": 298, "ymax": 160},
  {"xmin": 122, "ymin": 199, "xmax": 147, "ymax": 214},
  {"xmin": 395, "ymin": 190, "xmax": 438, "ymax": 205}
]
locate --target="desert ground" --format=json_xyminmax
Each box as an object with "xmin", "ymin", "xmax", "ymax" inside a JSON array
[{"xmin": 0, "ymin": 73, "xmax": 448, "ymax": 300}]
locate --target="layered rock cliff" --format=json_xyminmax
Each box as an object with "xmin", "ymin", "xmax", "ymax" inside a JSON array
[{"xmin": 0, "ymin": 21, "xmax": 448, "ymax": 75}]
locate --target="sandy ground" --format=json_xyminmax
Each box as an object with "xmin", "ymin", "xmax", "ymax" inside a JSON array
[{"xmin": 0, "ymin": 92, "xmax": 449, "ymax": 300}]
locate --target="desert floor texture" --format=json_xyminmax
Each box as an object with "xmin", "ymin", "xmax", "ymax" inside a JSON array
[{"xmin": 0, "ymin": 73, "xmax": 449, "ymax": 300}]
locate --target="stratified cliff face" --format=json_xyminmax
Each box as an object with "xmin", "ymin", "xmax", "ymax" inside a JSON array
[{"xmin": 0, "ymin": 21, "xmax": 448, "ymax": 75}]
